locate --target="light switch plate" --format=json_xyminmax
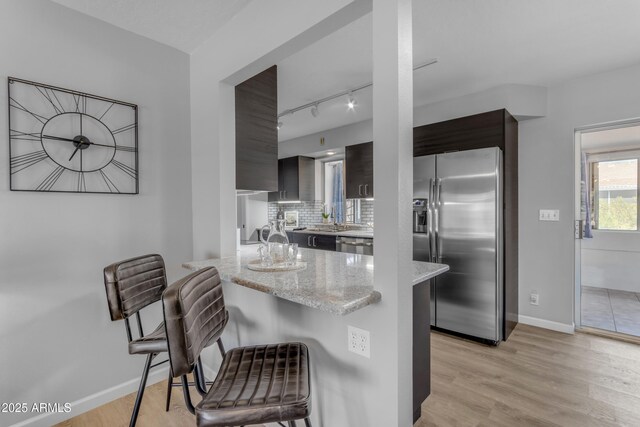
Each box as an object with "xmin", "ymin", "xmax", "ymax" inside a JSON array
[
  {"xmin": 539, "ymin": 209, "xmax": 560, "ymax": 221},
  {"xmin": 530, "ymin": 292, "xmax": 539, "ymax": 305}
]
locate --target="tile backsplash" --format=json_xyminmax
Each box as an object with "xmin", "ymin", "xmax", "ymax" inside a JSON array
[
  {"xmin": 268, "ymin": 201, "xmax": 324, "ymax": 227},
  {"xmin": 360, "ymin": 199, "xmax": 374, "ymax": 225},
  {"xmin": 268, "ymin": 199, "xmax": 374, "ymax": 227}
]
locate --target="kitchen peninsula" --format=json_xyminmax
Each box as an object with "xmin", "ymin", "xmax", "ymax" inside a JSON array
[{"xmin": 183, "ymin": 246, "xmax": 448, "ymax": 315}]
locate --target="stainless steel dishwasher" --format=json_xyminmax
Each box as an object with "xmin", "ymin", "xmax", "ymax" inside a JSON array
[{"xmin": 336, "ymin": 236, "xmax": 374, "ymax": 255}]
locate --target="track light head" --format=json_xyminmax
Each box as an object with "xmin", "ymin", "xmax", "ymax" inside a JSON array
[
  {"xmin": 277, "ymin": 121, "xmax": 283, "ymax": 130},
  {"xmin": 310, "ymin": 103, "xmax": 319, "ymax": 118},
  {"xmin": 347, "ymin": 92, "xmax": 357, "ymax": 110}
]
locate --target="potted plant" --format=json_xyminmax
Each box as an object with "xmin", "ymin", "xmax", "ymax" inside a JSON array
[{"xmin": 321, "ymin": 204, "xmax": 330, "ymax": 224}]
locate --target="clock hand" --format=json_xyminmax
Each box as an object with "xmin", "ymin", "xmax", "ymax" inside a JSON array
[
  {"xmin": 43, "ymin": 134, "xmax": 115, "ymax": 149},
  {"xmin": 84, "ymin": 141, "xmax": 115, "ymax": 149},
  {"xmin": 68, "ymin": 144, "xmax": 81, "ymax": 161},
  {"xmin": 42, "ymin": 134, "xmax": 77, "ymax": 143}
]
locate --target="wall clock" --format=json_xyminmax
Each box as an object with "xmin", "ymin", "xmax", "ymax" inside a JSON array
[{"xmin": 8, "ymin": 77, "xmax": 138, "ymax": 194}]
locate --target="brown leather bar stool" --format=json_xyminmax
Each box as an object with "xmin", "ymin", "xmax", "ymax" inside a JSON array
[
  {"xmin": 162, "ymin": 266, "xmax": 313, "ymax": 427},
  {"xmin": 104, "ymin": 255, "xmax": 229, "ymax": 427},
  {"xmin": 103, "ymin": 254, "xmax": 177, "ymax": 427}
]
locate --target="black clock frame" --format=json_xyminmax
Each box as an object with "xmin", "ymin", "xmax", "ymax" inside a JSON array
[{"xmin": 7, "ymin": 77, "xmax": 139, "ymax": 194}]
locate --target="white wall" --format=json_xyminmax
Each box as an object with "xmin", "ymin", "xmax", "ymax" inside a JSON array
[
  {"xmin": 0, "ymin": 1, "xmax": 192, "ymax": 425},
  {"xmin": 519, "ymin": 63, "xmax": 640, "ymax": 327},
  {"xmin": 581, "ymin": 231, "xmax": 640, "ymax": 292}
]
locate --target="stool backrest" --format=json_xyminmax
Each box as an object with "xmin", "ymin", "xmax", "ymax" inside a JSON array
[
  {"xmin": 163, "ymin": 267, "xmax": 227, "ymax": 377},
  {"xmin": 104, "ymin": 254, "xmax": 168, "ymax": 321}
]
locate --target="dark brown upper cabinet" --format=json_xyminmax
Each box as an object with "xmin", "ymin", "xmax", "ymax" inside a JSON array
[
  {"xmin": 235, "ymin": 65, "xmax": 278, "ymax": 192},
  {"xmin": 345, "ymin": 141, "xmax": 374, "ymax": 199},
  {"xmin": 268, "ymin": 156, "xmax": 315, "ymax": 202},
  {"xmin": 413, "ymin": 109, "xmax": 506, "ymax": 157}
]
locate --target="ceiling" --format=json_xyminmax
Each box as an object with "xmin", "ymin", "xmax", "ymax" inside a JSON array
[
  {"xmin": 50, "ymin": 0, "xmax": 640, "ymax": 143},
  {"xmin": 277, "ymin": 0, "xmax": 640, "ymax": 141},
  {"xmin": 50, "ymin": 0, "xmax": 251, "ymax": 53}
]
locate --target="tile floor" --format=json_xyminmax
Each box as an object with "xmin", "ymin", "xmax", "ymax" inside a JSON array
[{"xmin": 581, "ymin": 285, "xmax": 640, "ymax": 336}]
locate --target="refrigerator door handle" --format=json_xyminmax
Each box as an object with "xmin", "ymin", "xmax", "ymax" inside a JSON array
[
  {"xmin": 428, "ymin": 178, "xmax": 435, "ymax": 262},
  {"xmin": 434, "ymin": 178, "xmax": 442, "ymax": 262}
]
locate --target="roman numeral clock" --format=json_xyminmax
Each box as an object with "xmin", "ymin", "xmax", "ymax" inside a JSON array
[{"xmin": 8, "ymin": 77, "xmax": 138, "ymax": 194}]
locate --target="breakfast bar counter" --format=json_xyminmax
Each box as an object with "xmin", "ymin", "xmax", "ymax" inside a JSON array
[{"xmin": 183, "ymin": 246, "xmax": 449, "ymax": 315}]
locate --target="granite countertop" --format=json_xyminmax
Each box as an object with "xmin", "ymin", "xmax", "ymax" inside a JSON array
[{"xmin": 183, "ymin": 246, "xmax": 448, "ymax": 315}]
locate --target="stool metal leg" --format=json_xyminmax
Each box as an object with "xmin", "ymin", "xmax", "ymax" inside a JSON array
[
  {"xmin": 194, "ymin": 358, "xmax": 208, "ymax": 397},
  {"xmin": 165, "ymin": 370, "xmax": 173, "ymax": 412},
  {"xmin": 216, "ymin": 338, "xmax": 226, "ymax": 357},
  {"xmin": 288, "ymin": 421, "xmax": 296, "ymax": 427},
  {"xmin": 304, "ymin": 418, "xmax": 312, "ymax": 427},
  {"xmin": 181, "ymin": 375, "xmax": 196, "ymax": 414},
  {"xmin": 130, "ymin": 353, "xmax": 153, "ymax": 427}
]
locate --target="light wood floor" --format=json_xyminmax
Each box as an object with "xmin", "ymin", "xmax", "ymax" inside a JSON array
[
  {"xmin": 55, "ymin": 373, "xmax": 200, "ymax": 427},
  {"xmin": 58, "ymin": 324, "xmax": 640, "ymax": 427},
  {"xmin": 418, "ymin": 324, "xmax": 640, "ymax": 427}
]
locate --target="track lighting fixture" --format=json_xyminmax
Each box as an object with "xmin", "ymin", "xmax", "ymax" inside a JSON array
[
  {"xmin": 347, "ymin": 92, "xmax": 357, "ymax": 110},
  {"xmin": 277, "ymin": 121, "xmax": 283, "ymax": 130}
]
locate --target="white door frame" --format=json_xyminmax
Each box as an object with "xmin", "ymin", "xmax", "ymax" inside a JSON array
[
  {"xmin": 574, "ymin": 118, "xmax": 640, "ymax": 328},
  {"xmin": 574, "ymin": 130, "xmax": 582, "ymax": 328}
]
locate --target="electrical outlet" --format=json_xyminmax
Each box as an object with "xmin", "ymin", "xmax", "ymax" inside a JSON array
[
  {"xmin": 348, "ymin": 325, "xmax": 370, "ymax": 358},
  {"xmin": 539, "ymin": 209, "xmax": 560, "ymax": 221},
  {"xmin": 530, "ymin": 292, "xmax": 539, "ymax": 306}
]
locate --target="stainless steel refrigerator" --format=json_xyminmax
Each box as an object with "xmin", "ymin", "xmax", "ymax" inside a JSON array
[{"xmin": 413, "ymin": 147, "xmax": 503, "ymax": 343}]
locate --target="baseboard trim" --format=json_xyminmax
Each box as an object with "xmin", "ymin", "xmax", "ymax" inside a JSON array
[
  {"xmin": 577, "ymin": 326, "xmax": 640, "ymax": 344},
  {"xmin": 519, "ymin": 315, "xmax": 575, "ymax": 334},
  {"xmin": 9, "ymin": 366, "xmax": 170, "ymax": 427}
]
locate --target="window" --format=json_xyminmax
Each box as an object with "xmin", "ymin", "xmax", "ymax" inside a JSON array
[
  {"xmin": 323, "ymin": 159, "xmax": 361, "ymax": 223},
  {"xmin": 345, "ymin": 198, "xmax": 361, "ymax": 223},
  {"xmin": 323, "ymin": 160, "xmax": 345, "ymax": 223},
  {"xmin": 590, "ymin": 157, "xmax": 639, "ymax": 231}
]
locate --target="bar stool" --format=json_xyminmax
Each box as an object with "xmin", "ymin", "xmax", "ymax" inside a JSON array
[
  {"xmin": 103, "ymin": 254, "xmax": 177, "ymax": 427},
  {"xmin": 162, "ymin": 266, "xmax": 313, "ymax": 427},
  {"xmin": 104, "ymin": 255, "xmax": 229, "ymax": 426}
]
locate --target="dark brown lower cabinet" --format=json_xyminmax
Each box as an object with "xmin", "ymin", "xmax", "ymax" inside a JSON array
[
  {"xmin": 413, "ymin": 279, "xmax": 431, "ymax": 422},
  {"xmin": 287, "ymin": 232, "xmax": 308, "ymax": 248},
  {"xmin": 286, "ymin": 232, "xmax": 336, "ymax": 251}
]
